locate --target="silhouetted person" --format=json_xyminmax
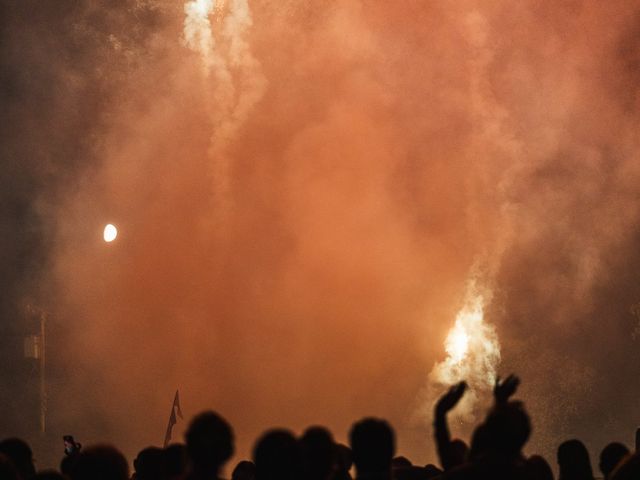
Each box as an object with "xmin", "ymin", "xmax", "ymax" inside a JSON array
[
  {"xmin": 434, "ymin": 382, "xmax": 468, "ymax": 471},
  {"xmin": 557, "ymin": 440, "xmax": 594, "ymax": 480},
  {"xmin": 332, "ymin": 444, "xmax": 352, "ymax": 480},
  {"xmin": 300, "ymin": 427, "xmax": 336, "ymax": 480},
  {"xmin": 635, "ymin": 428, "xmax": 640, "ymax": 453},
  {"xmin": 63, "ymin": 436, "xmax": 81, "ymax": 457},
  {"xmin": 598, "ymin": 442, "xmax": 630, "ymax": 480},
  {"xmin": 467, "ymin": 423, "xmax": 490, "ymax": 462},
  {"xmin": 70, "ymin": 445, "xmax": 129, "ymax": 480},
  {"xmin": 184, "ymin": 411, "xmax": 234, "ymax": 480},
  {"xmin": 33, "ymin": 472, "xmax": 66, "ymax": 480},
  {"xmin": 232, "ymin": 461, "xmax": 256, "ymax": 480},
  {"xmin": 442, "ymin": 401, "xmax": 531, "ymax": 479},
  {"xmin": 253, "ymin": 429, "xmax": 299, "ymax": 480},
  {"xmin": 525, "ymin": 455, "xmax": 554, "ymax": 480},
  {"xmin": 0, "ymin": 453, "xmax": 19, "ymax": 480},
  {"xmin": 61, "ymin": 436, "xmax": 81, "ymax": 478},
  {"xmin": 61, "ymin": 453, "xmax": 78, "ymax": 478},
  {"xmin": 391, "ymin": 457, "xmax": 412, "ymax": 469},
  {"xmin": 483, "ymin": 400, "xmax": 530, "ymax": 459},
  {"xmin": 392, "ymin": 457, "xmax": 441, "ymax": 480},
  {"xmin": 423, "ymin": 464, "xmax": 443, "ymax": 479},
  {"xmin": 164, "ymin": 444, "xmax": 188, "ymax": 480},
  {"xmin": 134, "ymin": 447, "xmax": 167, "ymax": 480},
  {"xmin": 599, "ymin": 443, "xmax": 629, "ymax": 480},
  {"xmin": 0, "ymin": 438, "xmax": 36, "ymax": 480},
  {"xmin": 448, "ymin": 440, "xmax": 468, "ymax": 468},
  {"xmin": 436, "ymin": 375, "xmax": 520, "ymax": 472},
  {"xmin": 349, "ymin": 418, "xmax": 395, "ymax": 480},
  {"xmin": 611, "ymin": 452, "xmax": 640, "ymax": 480},
  {"xmin": 441, "ymin": 374, "xmax": 527, "ymax": 480}
]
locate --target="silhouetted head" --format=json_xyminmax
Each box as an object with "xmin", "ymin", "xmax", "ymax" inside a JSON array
[
  {"xmin": 599, "ymin": 442, "xmax": 629, "ymax": 479},
  {"xmin": 635, "ymin": 428, "xmax": 640, "ymax": 453},
  {"xmin": 525, "ymin": 455, "xmax": 554, "ymax": 480},
  {"xmin": 391, "ymin": 456, "xmax": 412, "ymax": 469},
  {"xmin": 300, "ymin": 426, "xmax": 336, "ymax": 480},
  {"xmin": 449, "ymin": 439, "xmax": 468, "ymax": 467},
  {"xmin": 252, "ymin": 429, "xmax": 299, "ymax": 480},
  {"xmin": 71, "ymin": 445, "xmax": 129, "ymax": 480},
  {"xmin": 333, "ymin": 443, "xmax": 353, "ymax": 480},
  {"xmin": 33, "ymin": 471, "xmax": 66, "ymax": 480},
  {"xmin": 557, "ymin": 439, "xmax": 594, "ymax": 480},
  {"xmin": 424, "ymin": 464, "xmax": 443, "ymax": 479},
  {"xmin": 185, "ymin": 411, "xmax": 234, "ymax": 475},
  {"xmin": 0, "ymin": 454, "xmax": 19, "ymax": 480},
  {"xmin": 349, "ymin": 417, "xmax": 395, "ymax": 476},
  {"xmin": 481, "ymin": 401, "xmax": 531, "ymax": 458},
  {"xmin": 232, "ymin": 460, "xmax": 256, "ymax": 480},
  {"xmin": 164, "ymin": 444, "xmax": 188, "ymax": 479},
  {"xmin": 134, "ymin": 446, "xmax": 166, "ymax": 480},
  {"xmin": 0, "ymin": 438, "xmax": 36, "ymax": 479},
  {"xmin": 610, "ymin": 452, "xmax": 640, "ymax": 480}
]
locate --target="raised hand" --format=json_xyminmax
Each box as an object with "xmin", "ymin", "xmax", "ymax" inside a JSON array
[
  {"xmin": 435, "ymin": 381, "xmax": 467, "ymax": 415},
  {"xmin": 493, "ymin": 374, "xmax": 520, "ymax": 404}
]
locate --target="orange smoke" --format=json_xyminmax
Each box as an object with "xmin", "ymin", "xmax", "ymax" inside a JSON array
[{"xmin": 38, "ymin": 0, "xmax": 640, "ymax": 469}]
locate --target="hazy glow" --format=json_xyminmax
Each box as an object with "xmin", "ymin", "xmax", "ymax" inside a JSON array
[
  {"xmin": 193, "ymin": 0, "xmax": 213, "ymax": 17},
  {"xmin": 103, "ymin": 224, "xmax": 118, "ymax": 243}
]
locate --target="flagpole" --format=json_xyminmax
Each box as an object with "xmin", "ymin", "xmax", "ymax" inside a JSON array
[
  {"xmin": 163, "ymin": 413, "xmax": 174, "ymax": 448},
  {"xmin": 163, "ymin": 398, "xmax": 175, "ymax": 447},
  {"xmin": 39, "ymin": 311, "xmax": 46, "ymax": 434}
]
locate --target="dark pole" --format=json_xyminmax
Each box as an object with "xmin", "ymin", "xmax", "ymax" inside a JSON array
[{"xmin": 39, "ymin": 311, "xmax": 46, "ymax": 434}]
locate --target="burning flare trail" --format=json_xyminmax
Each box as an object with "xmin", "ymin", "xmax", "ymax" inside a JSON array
[{"xmin": 182, "ymin": 0, "xmax": 266, "ymax": 216}]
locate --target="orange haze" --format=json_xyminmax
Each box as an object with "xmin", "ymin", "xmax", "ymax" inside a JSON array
[{"xmin": 41, "ymin": 0, "xmax": 640, "ymax": 468}]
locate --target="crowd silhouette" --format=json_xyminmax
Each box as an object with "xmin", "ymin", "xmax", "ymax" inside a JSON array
[{"xmin": 1, "ymin": 375, "xmax": 639, "ymax": 480}]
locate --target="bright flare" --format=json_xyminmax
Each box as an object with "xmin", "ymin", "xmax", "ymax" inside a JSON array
[
  {"xmin": 429, "ymin": 286, "xmax": 501, "ymax": 419},
  {"xmin": 182, "ymin": 0, "xmax": 266, "ymax": 218},
  {"xmin": 446, "ymin": 323, "xmax": 470, "ymax": 363},
  {"xmin": 193, "ymin": 0, "xmax": 213, "ymax": 16},
  {"xmin": 103, "ymin": 224, "xmax": 118, "ymax": 242},
  {"xmin": 184, "ymin": 0, "xmax": 215, "ymax": 71}
]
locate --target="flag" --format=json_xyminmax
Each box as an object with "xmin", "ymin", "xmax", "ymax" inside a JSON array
[{"xmin": 163, "ymin": 389, "xmax": 183, "ymax": 447}]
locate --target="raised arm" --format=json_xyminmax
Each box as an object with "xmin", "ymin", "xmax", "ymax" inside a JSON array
[
  {"xmin": 493, "ymin": 374, "xmax": 520, "ymax": 405},
  {"xmin": 434, "ymin": 381, "xmax": 467, "ymax": 471}
]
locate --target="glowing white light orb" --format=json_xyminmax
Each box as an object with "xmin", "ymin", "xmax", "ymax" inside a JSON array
[
  {"xmin": 103, "ymin": 224, "xmax": 118, "ymax": 242},
  {"xmin": 445, "ymin": 324, "xmax": 470, "ymax": 363}
]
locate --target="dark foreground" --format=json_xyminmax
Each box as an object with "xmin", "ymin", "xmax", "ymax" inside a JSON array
[{"xmin": 1, "ymin": 375, "xmax": 639, "ymax": 480}]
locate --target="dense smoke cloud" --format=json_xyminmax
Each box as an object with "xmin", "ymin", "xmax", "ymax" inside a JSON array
[{"xmin": 2, "ymin": 0, "xmax": 640, "ymax": 468}]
